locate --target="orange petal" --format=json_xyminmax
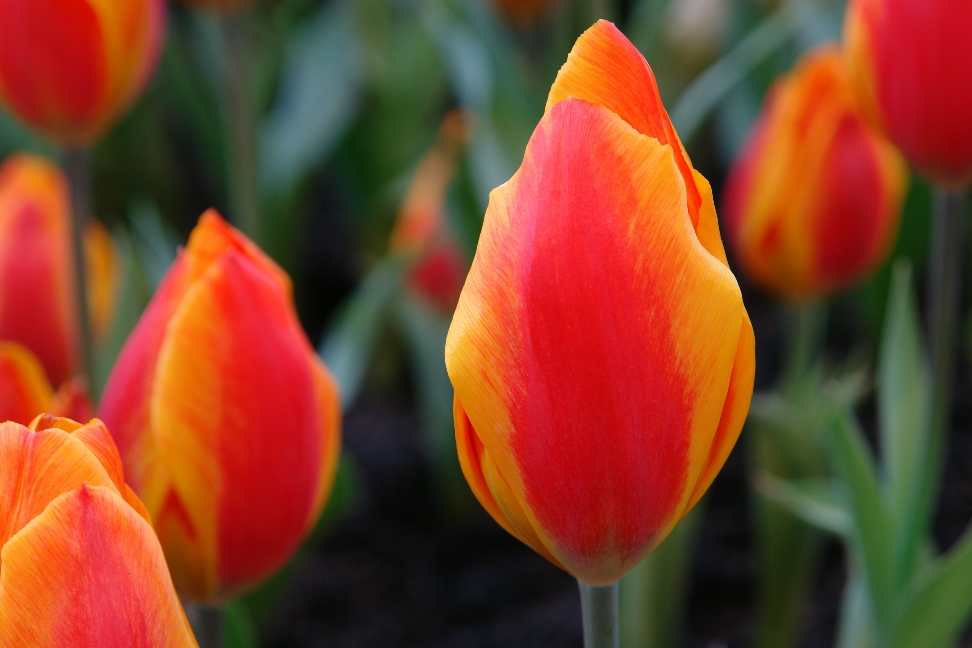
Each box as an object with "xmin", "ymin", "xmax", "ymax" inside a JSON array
[
  {"xmin": 0, "ymin": 485, "xmax": 197, "ymax": 647},
  {"xmin": 0, "ymin": 155, "xmax": 78, "ymax": 386},
  {"xmin": 151, "ymin": 247, "xmax": 332, "ymax": 600},
  {"xmin": 0, "ymin": 342, "xmax": 54, "ymax": 425},
  {"xmin": 84, "ymin": 219, "xmax": 121, "ymax": 341},
  {"xmin": 306, "ymin": 356, "xmax": 342, "ymax": 533},
  {"xmin": 446, "ymin": 98, "xmax": 747, "ymax": 584},
  {"xmin": 0, "ymin": 421, "xmax": 117, "ymax": 552},
  {"xmin": 546, "ymin": 20, "xmax": 702, "ymax": 227},
  {"xmin": 49, "ymin": 378, "xmax": 96, "ymax": 423}
]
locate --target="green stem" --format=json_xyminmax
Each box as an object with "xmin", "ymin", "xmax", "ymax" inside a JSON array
[
  {"xmin": 579, "ymin": 581, "xmax": 620, "ymax": 648},
  {"xmin": 60, "ymin": 147, "xmax": 94, "ymax": 387},
  {"xmin": 781, "ymin": 301, "xmax": 827, "ymax": 395},
  {"xmin": 926, "ymin": 187, "xmax": 965, "ymax": 440},
  {"xmin": 219, "ymin": 11, "xmax": 259, "ymax": 242},
  {"xmin": 186, "ymin": 603, "xmax": 224, "ymax": 648}
]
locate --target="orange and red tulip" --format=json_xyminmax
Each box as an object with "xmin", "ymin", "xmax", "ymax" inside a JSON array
[
  {"xmin": 0, "ymin": 416, "xmax": 197, "ymax": 647},
  {"xmin": 445, "ymin": 21, "xmax": 755, "ymax": 586},
  {"xmin": 493, "ymin": 0, "xmax": 553, "ymax": 27},
  {"xmin": 0, "ymin": 342, "xmax": 94, "ymax": 425},
  {"xmin": 0, "ymin": 0, "xmax": 165, "ymax": 146},
  {"xmin": 724, "ymin": 47, "xmax": 908, "ymax": 301},
  {"xmin": 0, "ymin": 154, "xmax": 120, "ymax": 386},
  {"xmin": 99, "ymin": 209, "xmax": 342, "ymax": 602},
  {"xmin": 389, "ymin": 111, "xmax": 469, "ymax": 312},
  {"xmin": 844, "ymin": 0, "xmax": 972, "ymax": 186}
]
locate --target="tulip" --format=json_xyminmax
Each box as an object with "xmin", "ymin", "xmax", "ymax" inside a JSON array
[
  {"xmin": 0, "ymin": 0, "xmax": 165, "ymax": 146},
  {"xmin": 723, "ymin": 47, "xmax": 908, "ymax": 301},
  {"xmin": 0, "ymin": 416, "xmax": 198, "ymax": 647},
  {"xmin": 0, "ymin": 154, "xmax": 120, "ymax": 386},
  {"xmin": 493, "ymin": 0, "xmax": 552, "ymax": 27},
  {"xmin": 0, "ymin": 341, "xmax": 94, "ymax": 425},
  {"xmin": 844, "ymin": 0, "xmax": 972, "ymax": 187},
  {"xmin": 99, "ymin": 209, "xmax": 342, "ymax": 602},
  {"xmin": 445, "ymin": 20, "xmax": 755, "ymax": 587},
  {"xmin": 389, "ymin": 111, "xmax": 469, "ymax": 312}
]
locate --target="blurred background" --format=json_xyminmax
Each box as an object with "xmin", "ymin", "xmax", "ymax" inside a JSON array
[{"xmin": 2, "ymin": 0, "xmax": 967, "ymax": 645}]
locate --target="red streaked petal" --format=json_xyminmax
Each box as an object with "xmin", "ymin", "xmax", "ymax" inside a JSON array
[
  {"xmin": 447, "ymin": 99, "xmax": 746, "ymax": 584},
  {"xmin": 151, "ymin": 248, "xmax": 326, "ymax": 600},
  {"xmin": 0, "ymin": 485, "xmax": 197, "ymax": 647}
]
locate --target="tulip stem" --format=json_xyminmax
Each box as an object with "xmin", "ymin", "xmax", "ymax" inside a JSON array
[
  {"xmin": 927, "ymin": 188, "xmax": 966, "ymax": 441},
  {"xmin": 60, "ymin": 147, "xmax": 94, "ymax": 387},
  {"xmin": 579, "ymin": 580, "xmax": 620, "ymax": 648},
  {"xmin": 782, "ymin": 301, "xmax": 827, "ymax": 394},
  {"xmin": 186, "ymin": 603, "xmax": 224, "ymax": 648},
  {"xmin": 219, "ymin": 11, "xmax": 259, "ymax": 243}
]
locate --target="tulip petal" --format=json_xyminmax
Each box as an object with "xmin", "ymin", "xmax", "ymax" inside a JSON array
[
  {"xmin": 151, "ymin": 248, "xmax": 327, "ymax": 599},
  {"xmin": 0, "ymin": 422, "xmax": 117, "ymax": 552},
  {"xmin": 447, "ymin": 99, "xmax": 745, "ymax": 584},
  {"xmin": 0, "ymin": 342, "xmax": 53, "ymax": 425},
  {"xmin": 306, "ymin": 357, "xmax": 342, "ymax": 532},
  {"xmin": 84, "ymin": 219, "xmax": 121, "ymax": 341},
  {"xmin": 0, "ymin": 156, "xmax": 77, "ymax": 386},
  {"xmin": 0, "ymin": 485, "xmax": 197, "ymax": 647},
  {"xmin": 546, "ymin": 20, "xmax": 702, "ymax": 226}
]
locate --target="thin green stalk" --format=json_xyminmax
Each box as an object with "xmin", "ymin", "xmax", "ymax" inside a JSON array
[
  {"xmin": 579, "ymin": 581, "xmax": 620, "ymax": 648},
  {"xmin": 187, "ymin": 603, "xmax": 224, "ymax": 648},
  {"xmin": 60, "ymin": 147, "xmax": 94, "ymax": 387},
  {"xmin": 781, "ymin": 302, "xmax": 827, "ymax": 395},
  {"xmin": 219, "ymin": 11, "xmax": 259, "ymax": 242}
]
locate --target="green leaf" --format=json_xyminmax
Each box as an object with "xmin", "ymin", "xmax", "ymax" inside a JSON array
[
  {"xmin": 319, "ymin": 255, "xmax": 409, "ymax": 409},
  {"xmin": 834, "ymin": 566, "xmax": 877, "ymax": 648},
  {"xmin": 224, "ymin": 600, "xmax": 260, "ymax": 648},
  {"xmin": 260, "ymin": 0, "xmax": 364, "ymax": 194},
  {"xmin": 828, "ymin": 408, "xmax": 894, "ymax": 620},
  {"xmin": 753, "ymin": 472, "xmax": 850, "ymax": 537},
  {"xmin": 877, "ymin": 260, "xmax": 934, "ymax": 587},
  {"xmin": 887, "ymin": 525, "xmax": 972, "ymax": 648}
]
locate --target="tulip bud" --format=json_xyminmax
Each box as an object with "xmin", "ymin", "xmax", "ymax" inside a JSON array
[
  {"xmin": 389, "ymin": 111, "xmax": 469, "ymax": 312},
  {"xmin": 844, "ymin": 0, "xmax": 972, "ymax": 186},
  {"xmin": 0, "ymin": 417, "xmax": 197, "ymax": 647},
  {"xmin": 724, "ymin": 47, "xmax": 908, "ymax": 301},
  {"xmin": 445, "ymin": 21, "xmax": 755, "ymax": 586},
  {"xmin": 0, "ymin": 154, "xmax": 120, "ymax": 386},
  {"xmin": 0, "ymin": 0, "xmax": 165, "ymax": 146},
  {"xmin": 99, "ymin": 209, "xmax": 342, "ymax": 602}
]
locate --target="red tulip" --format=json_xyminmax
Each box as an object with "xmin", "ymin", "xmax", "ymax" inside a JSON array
[
  {"xmin": 0, "ymin": 154, "xmax": 120, "ymax": 386},
  {"xmin": 446, "ymin": 21, "xmax": 755, "ymax": 585},
  {"xmin": 844, "ymin": 0, "xmax": 972, "ymax": 186},
  {"xmin": 389, "ymin": 111, "xmax": 469, "ymax": 312},
  {"xmin": 99, "ymin": 210, "xmax": 342, "ymax": 602},
  {"xmin": 0, "ymin": 416, "xmax": 197, "ymax": 647},
  {"xmin": 0, "ymin": 0, "xmax": 165, "ymax": 145},
  {"xmin": 0, "ymin": 342, "xmax": 94, "ymax": 425},
  {"xmin": 724, "ymin": 47, "xmax": 908, "ymax": 300}
]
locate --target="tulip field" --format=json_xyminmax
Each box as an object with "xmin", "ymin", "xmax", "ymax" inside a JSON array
[{"xmin": 0, "ymin": 0, "xmax": 971, "ymax": 646}]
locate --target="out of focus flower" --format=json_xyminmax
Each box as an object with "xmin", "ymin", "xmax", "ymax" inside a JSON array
[
  {"xmin": 0, "ymin": 154, "xmax": 120, "ymax": 386},
  {"xmin": 445, "ymin": 21, "xmax": 755, "ymax": 586},
  {"xmin": 844, "ymin": 0, "xmax": 972, "ymax": 186},
  {"xmin": 100, "ymin": 209, "xmax": 342, "ymax": 602},
  {"xmin": 724, "ymin": 47, "xmax": 907, "ymax": 301},
  {"xmin": 0, "ymin": 0, "xmax": 165, "ymax": 146},
  {"xmin": 493, "ymin": 0, "xmax": 552, "ymax": 27},
  {"xmin": 389, "ymin": 111, "xmax": 469, "ymax": 312},
  {"xmin": 0, "ymin": 416, "xmax": 197, "ymax": 647},
  {"xmin": 0, "ymin": 342, "xmax": 94, "ymax": 424}
]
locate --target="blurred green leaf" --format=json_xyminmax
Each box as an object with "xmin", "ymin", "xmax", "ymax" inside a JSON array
[
  {"xmin": 260, "ymin": 0, "xmax": 364, "ymax": 194},
  {"xmin": 877, "ymin": 261, "xmax": 934, "ymax": 588},
  {"xmin": 828, "ymin": 408, "xmax": 893, "ymax": 620},
  {"xmin": 129, "ymin": 198, "xmax": 180, "ymax": 289},
  {"xmin": 754, "ymin": 472, "xmax": 850, "ymax": 537},
  {"xmin": 224, "ymin": 600, "xmax": 260, "ymax": 648},
  {"xmin": 835, "ymin": 567, "xmax": 878, "ymax": 648},
  {"xmin": 887, "ymin": 524, "xmax": 972, "ymax": 648},
  {"xmin": 320, "ymin": 256, "xmax": 410, "ymax": 409}
]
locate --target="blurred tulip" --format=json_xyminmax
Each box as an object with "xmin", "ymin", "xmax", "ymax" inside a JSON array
[
  {"xmin": 724, "ymin": 47, "xmax": 908, "ymax": 301},
  {"xmin": 389, "ymin": 111, "xmax": 469, "ymax": 312},
  {"xmin": 0, "ymin": 0, "xmax": 165, "ymax": 146},
  {"xmin": 0, "ymin": 342, "xmax": 95, "ymax": 425},
  {"xmin": 844, "ymin": 0, "xmax": 972, "ymax": 186},
  {"xmin": 445, "ymin": 21, "xmax": 755, "ymax": 586},
  {"xmin": 493, "ymin": 0, "xmax": 553, "ymax": 27},
  {"xmin": 100, "ymin": 209, "xmax": 342, "ymax": 602},
  {"xmin": 0, "ymin": 154, "xmax": 120, "ymax": 386},
  {"xmin": 0, "ymin": 416, "xmax": 197, "ymax": 647}
]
